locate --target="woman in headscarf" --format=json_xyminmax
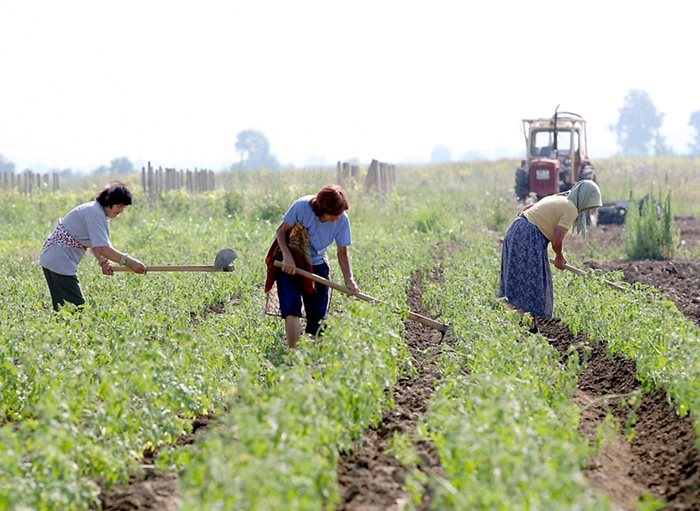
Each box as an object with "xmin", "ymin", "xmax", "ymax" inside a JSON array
[{"xmin": 499, "ymin": 179, "xmax": 602, "ymax": 333}]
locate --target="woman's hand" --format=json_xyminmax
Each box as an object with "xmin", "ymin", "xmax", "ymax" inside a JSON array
[
  {"xmin": 551, "ymin": 226, "xmax": 568, "ymax": 270},
  {"xmin": 344, "ymin": 278, "xmax": 360, "ymax": 295},
  {"xmin": 280, "ymin": 255, "xmax": 296, "ymax": 274},
  {"xmin": 94, "ymin": 247, "xmax": 147, "ymax": 274},
  {"xmin": 100, "ymin": 258, "xmax": 114, "ymax": 276},
  {"xmin": 124, "ymin": 255, "xmax": 148, "ymax": 274},
  {"xmin": 553, "ymin": 252, "xmax": 567, "ymax": 270}
]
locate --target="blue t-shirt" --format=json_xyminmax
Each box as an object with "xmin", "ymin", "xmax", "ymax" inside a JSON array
[
  {"xmin": 39, "ymin": 201, "xmax": 111, "ymax": 275},
  {"xmin": 283, "ymin": 196, "xmax": 352, "ymax": 265}
]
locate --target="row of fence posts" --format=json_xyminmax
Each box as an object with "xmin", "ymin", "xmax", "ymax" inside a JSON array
[
  {"xmin": 336, "ymin": 161, "xmax": 360, "ymax": 190},
  {"xmin": 364, "ymin": 159, "xmax": 396, "ymax": 197},
  {"xmin": 141, "ymin": 161, "xmax": 215, "ymax": 203},
  {"xmin": 336, "ymin": 159, "xmax": 396, "ymax": 199},
  {"xmin": 0, "ymin": 171, "xmax": 60, "ymax": 194}
]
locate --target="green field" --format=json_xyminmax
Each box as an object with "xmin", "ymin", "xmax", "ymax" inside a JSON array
[{"xmin": 1, "ymin": 158, "xmax": 698, "ymax": 510}]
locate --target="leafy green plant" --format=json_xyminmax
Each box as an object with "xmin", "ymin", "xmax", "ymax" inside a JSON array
[
  {"xmin": 251, "ymin": 193, "xmax": 288, "ymax": 223},
  {"xmin": 634, "ymin": 493, "xmax": 666, "ymax": 511},
  {"xmin": 223, "ymin": 190, "xmax": 244, "ymax": 217},
  {"xmin": 411, "ymin": 206, "xmax": 445, "ymax": 234},
  {"xmin": 624, "ymin": 190, "xmax": 676, "ymax": 260}
]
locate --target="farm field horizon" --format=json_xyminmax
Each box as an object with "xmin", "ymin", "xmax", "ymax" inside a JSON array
[{"xmin": 1, "ymin": 157, "xmax": 699, "ymax": 510}]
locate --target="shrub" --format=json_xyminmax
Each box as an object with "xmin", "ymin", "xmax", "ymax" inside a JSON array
[
  {"xmin": 624, "ymin": 190, "xmax": 675, "ymax": 260},
  {"xmin": 223, "ymin": 191, "xmax": 244, "ymax": 217}
]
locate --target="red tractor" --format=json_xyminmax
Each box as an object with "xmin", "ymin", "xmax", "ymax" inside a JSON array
[{"xmin": 514, "ymin": 108, "xmax": 596, "ymax": 202}]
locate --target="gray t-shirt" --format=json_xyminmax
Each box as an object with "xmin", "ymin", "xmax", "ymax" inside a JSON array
[{"xmin": 40, "ymin": 201, "xmax": 111, "ymax": 275}]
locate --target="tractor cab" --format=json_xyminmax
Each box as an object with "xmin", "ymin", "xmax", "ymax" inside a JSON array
[{"xmin": 515, "ymin": 110, "xmax": 596, "ymax": 201}]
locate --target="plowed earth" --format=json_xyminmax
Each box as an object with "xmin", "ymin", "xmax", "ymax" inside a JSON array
[
  {"xmin": 100, "ymin": 218, "xmax": 700, "ymax": 510},
  {"xmin": 547, "ymin": 216, "xmax": 700, "ymax": 510},
  {"xmin": 336, "ymin": 271, "xmax": 450, "ymax": 511}
]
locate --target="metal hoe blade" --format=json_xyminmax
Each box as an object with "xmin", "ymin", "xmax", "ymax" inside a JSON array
[{"xmin": 214, "ymin": 248, "xmax": 237, "ymax": 270}]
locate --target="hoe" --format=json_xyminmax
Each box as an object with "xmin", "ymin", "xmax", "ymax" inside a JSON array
[
  {"xmin": 112, "ymin": 248, "xmax": 449, "ymax": 334},
  {"xmin": 111, "ymin": 248, "xmax": 237, "ymax": 272},
  {"xmin": 549, "ymin": 258, "xmax": 626, "ymax": 291},
  {"xmin": 273, "ymin": 260, "xmax": 450, "ymax": 334}
]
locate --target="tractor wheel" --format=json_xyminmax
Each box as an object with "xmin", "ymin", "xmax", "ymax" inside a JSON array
[{"xmin": 515, "ymin": 168, "xmax": 529, "ymax": 201}]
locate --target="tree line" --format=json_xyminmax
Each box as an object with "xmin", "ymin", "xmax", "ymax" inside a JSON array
[
  {"xmin": 0, "ymin": 129, "xmax": 280, "ymax": 177},
  {"xmin": 3, "ymin": 92, "xmax": 700, "ymax": 176}
]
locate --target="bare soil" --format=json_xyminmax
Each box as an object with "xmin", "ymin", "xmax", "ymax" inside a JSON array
[
  {"xmin": 540, "ymin": 319, "xmax": 700, "ymax": 510},
  {"xmin": 549, "ymin": 216, "xmax": 700, "ymax": 510},
  {"xmin": 97, "ymin": 416, "xmax": 211, "ymax": 511},
  {"xmin": 336, "ymin": 271, "xmax": 450, "ymax": 510}
]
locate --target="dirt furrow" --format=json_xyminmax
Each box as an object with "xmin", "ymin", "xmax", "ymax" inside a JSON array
[
  {"xmin": 540, "ymin": 318, "xmax": 700, "ymax": 510},
  {"xmin": 336, "ymin": 272, "xmax": 449, "ymax": 511}
]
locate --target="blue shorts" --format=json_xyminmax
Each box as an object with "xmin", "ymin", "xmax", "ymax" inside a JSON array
[{"xmin": 277, "ymin": 262, "xmax": 330, "ymax": 335}]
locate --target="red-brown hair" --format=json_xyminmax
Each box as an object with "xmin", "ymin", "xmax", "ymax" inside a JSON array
[{"xmin": 310, "ymin": 184, "xmax": 349, "ymax": 217}]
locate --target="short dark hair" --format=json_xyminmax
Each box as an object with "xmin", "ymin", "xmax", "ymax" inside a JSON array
[
  {"xmin": 96, "ymin": 181, "xmax": 133, "ymax": 207},
  {"xmin": 310, "ymin": 184, "xmax": 349, "ymax": 217}
]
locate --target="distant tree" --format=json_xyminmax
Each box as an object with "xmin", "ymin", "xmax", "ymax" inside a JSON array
[
  {"xmin": 653, "ymin": 134, "xmax": 674, "ymax": 156},
  {"xmin": 233, "ymin": 129, "xmax": 280, "ymax": 170},
  {"xmin": 91, "ymin": 157, "xmax": 134, "ymax": 176},
  {"xmin": 430, "ymin": 144, "xmax": 452, "ymax": 163},
  {"xmin": 110, "ymin": 157, "xmax": 134, "ymax": 175},
  {"xmin": 0, "ymin": 154, "xmax": 16, "ymax": 173},
  {"xmin": 688, "ymin": 110, "xmax": 700, "ymax": 155},
  {"xmin": 612, "ymin": 89, "xmax": 666, "ymax": 156}
]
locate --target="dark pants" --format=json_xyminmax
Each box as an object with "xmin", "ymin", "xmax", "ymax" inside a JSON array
[
  {"xmin": 42, "ymin": 267, "xmax": 85, "ymax": 311},
  {"xmin": 277, "ymin": 262, "xmax": 330, "ymax": 336}
]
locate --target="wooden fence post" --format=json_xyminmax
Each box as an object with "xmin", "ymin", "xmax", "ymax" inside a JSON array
[
  {"xmin": 351, "ymin": 164, "xmax": 359, "ymax": 184},
  {"xmin": 364, "ymin": 159, "xmax": 379, "ymax": 193},
  {"xmin": 363, "ymin": 159, "xmax": 395, "ymax": 199}
]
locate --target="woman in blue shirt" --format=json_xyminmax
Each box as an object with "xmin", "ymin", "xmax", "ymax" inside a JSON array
[{"xmin": 275, "ymin": 184, "xmax": 360, "ymax": 349}]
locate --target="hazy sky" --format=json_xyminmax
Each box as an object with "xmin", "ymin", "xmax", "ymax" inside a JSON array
[{"xmin": 1, "ymin": 1, "xmax": 698, "ymax": 172}]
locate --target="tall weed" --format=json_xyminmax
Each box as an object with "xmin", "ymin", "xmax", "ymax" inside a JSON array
[{"xmin": 624, "ymin": 190, "xmax": 675, "ymax": 260}]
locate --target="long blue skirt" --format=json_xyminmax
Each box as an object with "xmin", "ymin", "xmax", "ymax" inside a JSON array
[{"xmin": 498, "ymin": 216, "xmax": 554, "ymax": 318}]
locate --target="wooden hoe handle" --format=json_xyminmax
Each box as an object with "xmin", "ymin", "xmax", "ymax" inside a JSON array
[
  {"xmin": 273, "ymin": 260, "xmax": 449, "ymax": 333},
  {"xmin": 549, "ymin": 259, "xmax": 626, "ymax": 291},
  {"xmin": 111, "ymin": 265, "xmax": 233, "ymax": 272}
]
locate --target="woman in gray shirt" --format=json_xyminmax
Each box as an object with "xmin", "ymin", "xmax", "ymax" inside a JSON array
[{"xmin": 40, "ymin": 181, "xmax": 147, "ymax": 310}]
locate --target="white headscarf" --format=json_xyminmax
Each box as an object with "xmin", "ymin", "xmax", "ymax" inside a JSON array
[{"xmin": 559, "ymin": 180, "xmax": 602, "ymax": 237}]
